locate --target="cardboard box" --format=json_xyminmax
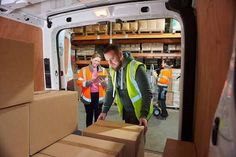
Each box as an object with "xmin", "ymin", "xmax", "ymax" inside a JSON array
[
  {"xmin": 138, "ymin": 20, "xmax": 148, "ymax": 31},
  {"xmin": 73, "ymin": 27, "xmax": 84, "ymax": 34},
  {"xmin": 30, "ymin": 91, "xmax": 78, "ymax": 155},
  {"xmin": 147, "ymin": 20, "xmax": 157, "ymax": 31},
  {"xmin": 0, "ymin": 104, "xmax": 29, "ymax": 157},
  {"xmin": 32, "ymin": 154, "xmax": 51, "ymax": 157},
  {"xmin": 156, "ymin": 19, "xmax": 165, "ymax": 32},
  {"xmin": 166, "ymin": 91, "xmax": 174, "ymax": 106},
  {"xmin": 39, "ymin": 135, "xmax": 124, "ymax": 157},
  {"xmin": 113, "ymin": 23, "xmax": 121, "ymax": 31},
  {"xmin": 122, "ymin": 22, "xmax": 130, "ymax": 31},
  {"xmin": 99, "ymin": 24, "xmax": 108, "ymax": 33},
  {"xmin": 130, "ymin": 21, "xmax": 138, "ymax": 32},
  {"xmin": 83, "ymin": 120, "xmax": 144, "ymax": 157},
  {"xmin": 61, "ymin": 134, "xmax": 124, "ymax": 157},
  {"xmin": 92, "ymin": 24, "xmax": 100, "ymax": 32},
  {"xmin": 0, "ymin": 38, "xmax": 34, "ymax": 109},
  {"xmin": 85, "ymin": 25, "xmax": 93, "ymax": 33}
]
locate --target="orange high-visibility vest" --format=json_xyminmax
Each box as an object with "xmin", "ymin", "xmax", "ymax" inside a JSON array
[
  {"xmin": 77, "ymin": 65, "xmax": 107, "ymax": 104},
  {"xmin": 158, "ymin": 68, "xmax": 172, "ymax": 86}
]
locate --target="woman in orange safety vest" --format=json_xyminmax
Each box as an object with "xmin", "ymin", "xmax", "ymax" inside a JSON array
[
  {"xmin": 157, "ymin": 61, "xmax": 172, "ymax": 118},
  {"xmin": 77, "ymin": 53, "xmax": 108, "ymax": 127}
]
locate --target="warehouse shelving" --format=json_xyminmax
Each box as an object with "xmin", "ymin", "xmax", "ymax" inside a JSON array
[{"xmin": 75, "ymin": 52, "xmax": 181, "ymax": 66}]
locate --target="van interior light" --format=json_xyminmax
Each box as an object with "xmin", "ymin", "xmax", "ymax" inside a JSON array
[
  {"xmin": 16, "ymin": 0, "xmax": 28, "ymax": 4},
  {"xmin": 94, "ymin": 8, "xmax": 109, "ymax": 17}
]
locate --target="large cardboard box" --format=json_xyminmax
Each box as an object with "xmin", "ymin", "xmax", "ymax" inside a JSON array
[
  {"xmin": 0, "ymin": 104, "xmax": 29, "ymax": 157},
  {"xmin": 39, "ymin": 134, "xmax": 124, "ymax": 157},
  {"xmin": 166, "ymin": 91, "xmax": 174, "ymax": 106},
  {"xmin": 83, "ymin": 120, "xmax": 144, "ymax": 157},
  {"xmin": 32, "ymin": 154, "xmax": 51, "ymax": 157},
  {"xmin": 0, "ymin": 38, "xmax": 34, "ymax": 109},
  {"xmin": 30, "ymin": 91, "xmax": 78, "ymax": 155}
]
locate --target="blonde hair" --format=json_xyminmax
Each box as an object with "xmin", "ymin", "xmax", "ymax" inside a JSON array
[{"xmin": 91, "ymin": 52, "xmax": 101, "ymax": 59}]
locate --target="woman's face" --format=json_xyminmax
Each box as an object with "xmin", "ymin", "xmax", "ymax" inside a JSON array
[{"xmin": 91, "ymin": 57, "xmax": 101, "ymax": 68}]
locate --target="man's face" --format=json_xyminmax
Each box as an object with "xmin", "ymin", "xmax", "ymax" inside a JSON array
[{"xmin": 104, "ymin": 50, "xmax": 122, "ymax": 71}]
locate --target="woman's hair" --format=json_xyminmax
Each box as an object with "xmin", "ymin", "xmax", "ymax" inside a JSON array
[{"xmin": 91, "ymin": 52, "xmax": 101, "ymax": 59}]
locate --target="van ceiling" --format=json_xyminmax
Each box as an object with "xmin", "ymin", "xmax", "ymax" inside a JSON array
[{"xmin": 0, "ymin": 0, "xmax": 136, "ymax": 19}]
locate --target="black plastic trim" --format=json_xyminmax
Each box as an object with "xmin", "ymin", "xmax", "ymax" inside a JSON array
[{"xmin": 166, "ymin": 0, "xmax": 197, "ymax": 141}]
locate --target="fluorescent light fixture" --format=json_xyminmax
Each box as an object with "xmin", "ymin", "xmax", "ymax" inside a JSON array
[
  {"xmin": 94, "ymin": 8, "xmax": 109, "ymax": 17},
  {"xmin": 15, "ymin": 0, "xmax": 28, "ymax": 8}
]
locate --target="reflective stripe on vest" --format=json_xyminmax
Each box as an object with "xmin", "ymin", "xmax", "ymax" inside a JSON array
[
  {"xmin": 129, "ymin": 60, "xmax": 142, "ymax": 104},
  {"xmin": 81, "ymin": 94, "xmax": 91, "ymax": 103},
  {"xmin": 82, "ymin": 67, "xmax": 86, "ymax": 87}
]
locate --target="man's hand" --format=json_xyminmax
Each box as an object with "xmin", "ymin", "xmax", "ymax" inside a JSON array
[
  {"xmin": 139, "ymin": 117, "xmax": 148, "ymax": 135},
  {"xmin": 98, "ymin": 112, "xmax": 107, "ymax": 120}
]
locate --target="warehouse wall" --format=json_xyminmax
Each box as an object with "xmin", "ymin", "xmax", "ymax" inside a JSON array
[
  {"xmin": 0, "ymin": 17, "xmax": 44, "ymax": 91},
  {"xmin": 195, "ymin": 0, "xmax": 236, "ymax": 157}
]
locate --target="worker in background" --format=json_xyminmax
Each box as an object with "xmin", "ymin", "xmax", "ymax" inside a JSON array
[
  {"xmin": 77, "ymin": 53, "xmax": 108, "ymax": 127},
  {"xmin": 157, "ymin": 60, "xmax": 172, "ymax": 118},
  {"xmin": 98, "ymin": 45, "xmax": 153, "ymax": 134}
]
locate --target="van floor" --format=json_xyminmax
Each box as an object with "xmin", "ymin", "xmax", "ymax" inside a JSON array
[{"xmin": 78, "ymin": 102, "xmax": 179, "ymax": 153}]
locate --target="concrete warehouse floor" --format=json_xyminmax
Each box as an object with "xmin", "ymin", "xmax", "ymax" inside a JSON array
[{"xmin": 78, "ymin": 102, "xmax": 179, "ymax": 154}]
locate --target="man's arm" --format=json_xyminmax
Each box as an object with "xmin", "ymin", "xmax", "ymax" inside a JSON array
[
  {"xmin": 101, "ymin": 74, "xmax": 115, "ymax": 113},
  {"xmin": 135, "ymin": 65, "xmax": 152, "ymax": 118}
]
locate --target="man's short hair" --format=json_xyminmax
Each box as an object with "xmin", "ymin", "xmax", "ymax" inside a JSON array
[{"xmin": 104, "ymin": 44, "xmax": 120, "ymax": 54}]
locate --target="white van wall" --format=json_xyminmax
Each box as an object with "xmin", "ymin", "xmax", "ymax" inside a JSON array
[
  {"xmin": 42, "ymin": 0, "xmax": 184, "ymax": 90},
  {"xmin": 42, "ymin": 0, "xmax": 184, "ymax": 138}
]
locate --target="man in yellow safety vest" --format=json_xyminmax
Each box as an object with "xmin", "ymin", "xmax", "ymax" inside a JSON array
[{"xmin": 98, "ymin": 44, "xmax": 153, "ymax": 134}]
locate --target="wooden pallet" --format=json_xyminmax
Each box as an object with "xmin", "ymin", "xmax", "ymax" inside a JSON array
[
  {"xmin": 113, "ymin": 30, "xmax": 138, "ymax": 34},
  {"xmin": 138, "ymin": 30, "xmax": 164, "ymax": 34},
  {"xmin": 85, "ymin": 31, "xmax": 108, "ymax": 36}
]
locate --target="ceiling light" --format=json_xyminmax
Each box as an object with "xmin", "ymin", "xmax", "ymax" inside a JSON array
[{"xmin": 94, "ymin": 8, "xmax": 109, "ymax": 17}]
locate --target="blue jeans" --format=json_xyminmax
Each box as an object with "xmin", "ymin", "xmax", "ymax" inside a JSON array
[{"xmin": 158, "ymin": 85, "xmax": 168, "ymax": 117}]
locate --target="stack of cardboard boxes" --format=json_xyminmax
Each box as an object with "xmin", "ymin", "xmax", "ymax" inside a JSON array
[
  {"xmin": 0, "ymin": 38, "xmax": 145, "ymax": 157},
  {"xmin": 83, "ymin": 120, "xmax": 145, "ymax": 157},
  {"xmin": 0, "ymin": 38, "xmax": 34, "ymax": 157}
]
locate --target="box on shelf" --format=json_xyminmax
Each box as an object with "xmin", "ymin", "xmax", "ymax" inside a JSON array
[
  {"xmin": 77, "ymin": 45, "xmax": 95, "ymax": 56},
  {"xmin": 99, "ymin": 24, "xmax": 108, "ymax": 33},
  {"xmin": 152, "ymin": 43, "xmax": 164, "ymax": 51},
  {"xmin": 83, "ymin": 120, "xmax": 144, "ymax": 157},
  {"xmin": 138, "ymin": 20, "xmax": 148, "ymax": 31},
  {"xmin": 85, "ymin": 25, "xmax": 94, "ymax": 34},
  {"xmin": 0, "ymin": 104, "xmax": 29, "ymax": 157},
  {"xmin": 29, "ymin": 91, "xmax": 78, "ymax": 155},
  {"xmin": 121, "ymin": 44, "xmax": 131, "ymax": 51},
  {"xmin": 0, "ymin": 38, "xmax": 34, "ymax": 109},
  {"xmin": 147, "ymin": 20, "xmax": 157, "ymax": 31},
  {"xmin": 130, "ymin": 44, "xmax": 140, "ymax": 51},
  {"xmin": 142, "ymin": 43, "xmax": 152, "ymax": 51},
  {"xmin": 122, "ymin": 22, "xmax": 130, "ymax": 31},
  {"xmin": 130, "ymin": 21, "xmax": 138, "ymax": 32},
  {"xmin": 92, "ymin": 24, "xmax": 100, "ymax": 32},
  {"xmin": 73, "ymin": 27, "xmax": 84, "ymax": 34},
  {"xmin": 113, "ymin": 23, "xmax": 121, "ymax": 31},
  {"xmin": 156, "ymin": 19, "xmax": 165, "ymax": 32}
]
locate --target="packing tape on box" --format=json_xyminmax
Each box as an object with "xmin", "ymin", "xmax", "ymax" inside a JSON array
[
  {"xmin": 94, "ymin": 122, "xmax": 143, "ymax": 133},
  {"xmin": 58, "ymin": 140, "xmax": 117, "ymax": 156}
]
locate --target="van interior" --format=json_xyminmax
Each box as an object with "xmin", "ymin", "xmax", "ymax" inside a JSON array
[{"xmin": 0, "ymin": 0, "xmax": 235, "ymax": 157}]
